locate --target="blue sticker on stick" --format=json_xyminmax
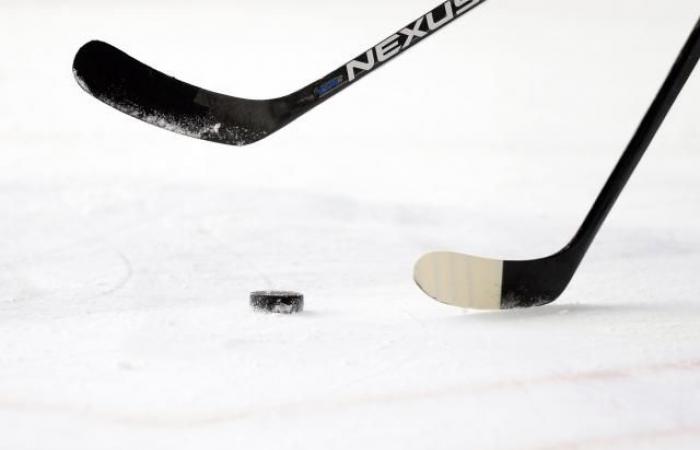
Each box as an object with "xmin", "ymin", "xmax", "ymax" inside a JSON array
[{"xmin": 315, "ymin": 76, "xmax": 344, "ymax": 97}]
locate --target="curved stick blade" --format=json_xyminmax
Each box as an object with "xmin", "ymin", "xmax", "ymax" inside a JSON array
[
  {"xmin": 414, "ymin": 252, "xmax": 504, "ymax": 310},
  {"xmin": 73, "ymin": 41, "xmax": 279, "ymax": 146},
  {"xmin": 414, "ymin": 251, "xmax": 572, "ymax": 310}
]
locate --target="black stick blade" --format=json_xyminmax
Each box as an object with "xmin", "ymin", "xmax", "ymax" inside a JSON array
[{"xmin": 73, "ymin": 41, "xmax": 283, "ymax": 146}]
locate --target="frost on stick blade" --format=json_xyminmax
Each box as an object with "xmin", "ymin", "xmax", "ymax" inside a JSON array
[
  {"xmin": 73, "ymin": 70, "xmax": 92, "ymax": 95},
  {"xmin": 96, "ymin": 94, "xmax": 267, "ymax": 145},
  {"xmin": 72, "ymin": 40, "xmax": 271, "ymax": 146}
]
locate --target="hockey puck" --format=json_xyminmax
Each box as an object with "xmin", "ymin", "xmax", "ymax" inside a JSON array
[{"xmin": 250, "ymin": 291, "xmax": 304, "ymax": 314}]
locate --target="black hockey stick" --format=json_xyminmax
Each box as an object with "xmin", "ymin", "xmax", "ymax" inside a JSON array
[
  {"xmin": 414, "ymin": 17, "xmax": 700, "ymax": 310},
  {"xmin": 72, "ymin": 0, "xmax": 488, "ymax": 146}
]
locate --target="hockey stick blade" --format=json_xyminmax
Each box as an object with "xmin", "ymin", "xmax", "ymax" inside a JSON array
[
  {"xmin": 72, "ymin": 0, "xmax": 488, "ymax": 146},
  {"xmin": 415, "ymin": 17, "xmax": 700, "ymax": 310}
]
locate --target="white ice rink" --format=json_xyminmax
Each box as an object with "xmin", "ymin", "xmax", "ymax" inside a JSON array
[{"xmin": 1, "ymin": 0, "xmax": 700, "ymax": 448}]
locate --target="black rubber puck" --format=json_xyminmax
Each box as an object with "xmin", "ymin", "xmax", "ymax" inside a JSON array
[{"xmin": 250, "ymin": 291, "xmax": 304, "ymax": 314}]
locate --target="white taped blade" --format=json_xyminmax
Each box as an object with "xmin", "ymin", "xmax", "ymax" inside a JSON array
[{"xmin": 414, "ymin": 252, "xmax": 503, "ymax": 310}]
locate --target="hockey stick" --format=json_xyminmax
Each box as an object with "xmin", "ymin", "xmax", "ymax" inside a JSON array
[
  {"xmin": 414, "ymin": 17, "xmax": 700, "ymax": 310},
  {"xmin": 72, "ymin": 0, "xmax": 488, "ymax": 146}
]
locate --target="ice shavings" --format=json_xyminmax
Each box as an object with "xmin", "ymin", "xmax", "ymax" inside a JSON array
[
  {"xmin": 73, "ymin": 70, "xmax": 92, "ymax": 95},
  {"xmin": 74, "ymin": 72, "xmax": 268, "ymax": 145},
  {"xmin": 103, "ymin": 97, "xmax": 266, "ymax": 145}
]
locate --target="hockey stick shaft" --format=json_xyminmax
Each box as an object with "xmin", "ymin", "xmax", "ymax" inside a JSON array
[
  {"xmin": 570, "ymin": 17, "xmax": 700, "ymax": 260},
  {"xmin": 287, "ymin": 0, "xmax": 489, "ymax": 116}
]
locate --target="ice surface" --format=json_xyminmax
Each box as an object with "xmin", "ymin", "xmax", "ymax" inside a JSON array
[{"xmin": 1, "ymin": 1, "xmax": 700, "ymax": 449}]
